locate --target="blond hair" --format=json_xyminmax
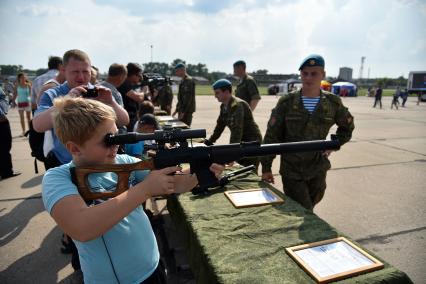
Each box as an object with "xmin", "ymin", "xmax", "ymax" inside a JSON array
[
  {"xmin": 63, "ymin": 49, "xmax": 91, "ymax": 66},
  {"xmin": 53, "ymin": 97, "xmax": 116, "ymax": 146}
]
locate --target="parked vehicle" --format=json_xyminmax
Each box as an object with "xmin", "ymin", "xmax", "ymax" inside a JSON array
[
  {"xmin": 407, "ymin": 71, "xmax": 426, "ymax": 101},
  {"xmin": 268, "ymin": 79, "xmax": 302, "ymax": 96}
]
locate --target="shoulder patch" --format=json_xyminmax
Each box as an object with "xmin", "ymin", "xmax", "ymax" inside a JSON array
[{"xmin": 278, "ymin": 93, "xmax": 293, "ymax": 104}]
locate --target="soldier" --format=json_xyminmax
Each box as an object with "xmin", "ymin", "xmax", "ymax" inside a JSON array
[
  {"xmin": 261, "ymin": 54, "xmax": 354, "ymax": 210},
  {"xmin": 233, "ymin": 60, "xmax": 261, "ymax": 111},
  {"xmin": 172, "ymin": 63, "xmax": 196, "ymax": 126},
  {"xmin": 153, "ymin": 82, "xmax": 173, "ymax": 115},
  {"xmin": 205, "ymin": 79, "xmax": 262, "ymax": 170}
]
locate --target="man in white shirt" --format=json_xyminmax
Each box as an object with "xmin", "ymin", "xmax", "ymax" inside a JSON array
[{"xmin": 30, "ymin": 56, "xmax": 62, "ymax": 113}]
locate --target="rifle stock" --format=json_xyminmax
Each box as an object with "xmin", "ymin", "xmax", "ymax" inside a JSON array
[{"xmin": 71, "ymin": 159, "xmax": 155, "ymax": 201}]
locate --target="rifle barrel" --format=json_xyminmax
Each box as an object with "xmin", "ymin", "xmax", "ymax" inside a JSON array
[{"xmin": 244, "ymin": 139, "xmax": 341, "ymax": 156}]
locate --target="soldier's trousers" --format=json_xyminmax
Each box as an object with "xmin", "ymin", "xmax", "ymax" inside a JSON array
[
  {"xmin": 281, "ymin": 171, "xmax": 327, "ymax": 211},
  {"xmin": 238, "ymin": 157, "xmax": 259, "ymax": 174},
  {"xmin": 180, "ymin": 112, "xmax": 193, "ymax": 127}
]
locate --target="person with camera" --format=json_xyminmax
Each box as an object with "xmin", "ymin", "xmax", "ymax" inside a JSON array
[
  {"xmin": 173, "ymin": 63, "xmax": 196, "ymax": 126},
  {"xmin": 34, "ymin": 49, "xmax": 129, "ymax": 167},
  {"xmin": 118, "ymin": 63, "xmax": 149, "ymax": 131}
]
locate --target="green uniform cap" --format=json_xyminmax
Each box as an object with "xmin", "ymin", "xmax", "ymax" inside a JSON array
[
  {"xmin": 233, "ymin": 60, "xmax": 246, "ymax": 67},
  {"xmin": 174, "ymin": 62, "xmax": 186, "ymax": 70},
  {"xmin": 212, "ymin": 79, "xmax": 232, "ymax": 90},
  {"xmin": 299, "ymin": 54, "xmax": 325, "ymax": 70}
]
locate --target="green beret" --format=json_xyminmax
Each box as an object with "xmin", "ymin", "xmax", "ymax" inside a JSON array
[
  {"xmin": 212, "ymin": 79, "xmax": 232, "ymax": 90},
  {"xmin": 299, "ymin": 54, "xmax": 325, "ymax": 70},
  {"xmin": 233, "ymin": 60, "xmax": 246, "ymax": 67},
  {"xmin": 174, "ymin": 62, "xmax": 186, "ymax": 70}
]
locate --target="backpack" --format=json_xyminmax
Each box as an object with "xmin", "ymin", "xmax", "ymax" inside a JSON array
[{"xmin": 28, "ymin": 120, "xmax": 45, "ymax": 173}]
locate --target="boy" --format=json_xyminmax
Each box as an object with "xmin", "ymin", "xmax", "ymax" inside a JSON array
[
  {"xmin": 126, "ymin": 113, "xmax": 160, "ymax": 159},
  {"xmin": 42, "ymin": 97, "xmax": 223, "ymax": 283}
]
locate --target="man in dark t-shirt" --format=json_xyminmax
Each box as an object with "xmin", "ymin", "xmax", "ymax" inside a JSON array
[{"xmin": 118, "ymin": 63, "xmax": 149, "ymax": 130}]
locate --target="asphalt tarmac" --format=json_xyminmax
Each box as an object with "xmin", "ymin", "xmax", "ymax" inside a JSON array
[{"xmin": 0, "ymin": 95, "xmax": 424, "ymax": 283}]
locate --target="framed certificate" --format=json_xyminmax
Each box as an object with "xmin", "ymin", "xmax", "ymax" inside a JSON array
[
  {"xmin": 224, "ymin": 188, "xmax": 284, "ymax": 208},
  {"xmin": 156, "ymin": 115, "xmax": 175, "ymax": 122},
  {"xmin": 286, "ymin": 237, "xmax": 384, "ymax": 283}
]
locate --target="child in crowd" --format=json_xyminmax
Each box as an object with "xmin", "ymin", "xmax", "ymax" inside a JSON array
[
  {"xmin": 42, "ymin": 97, "xmax": 223, "ymax": 284},
  {"xmin": 125, "ymin": 113, "xmax": 160, "ymax": 159}
]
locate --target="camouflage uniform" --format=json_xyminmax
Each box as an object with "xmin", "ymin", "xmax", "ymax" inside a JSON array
[
  {"xmin": 209, "ymin": 96, "xmax": 262, "ymax": 169},
  {"xmin": 176, "ymin": 75, "xmax": 196, "ymax": 126},
  {"xmin": 235, "ymin": 74, "xmax": 261, "ymax": 106},
  {"xmin": 261, "ymin": 89, "xmax": 354, "ymax": 210},
  {"xmin": 154, "ymin": 84, "xmax": 173, "ymax": 115}
]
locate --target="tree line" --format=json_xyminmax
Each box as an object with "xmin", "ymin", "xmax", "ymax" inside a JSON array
[{"xmin": 0, "ymin": 62, "xmax": 408, "ymax": 88}]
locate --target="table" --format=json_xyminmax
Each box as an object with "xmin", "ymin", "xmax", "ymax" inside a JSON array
[
  {"xmin": 167, "ymin": 167, "xmax": 413, "ymax": 284},
  {"xmin": 155, "ymin": 115, "xmax": 189, "ymax": 129}
]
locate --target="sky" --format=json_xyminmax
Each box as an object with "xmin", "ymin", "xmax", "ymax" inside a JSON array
[{"xmin": 0, "ymin": 0, "xmax": 425, "ymax": 78}]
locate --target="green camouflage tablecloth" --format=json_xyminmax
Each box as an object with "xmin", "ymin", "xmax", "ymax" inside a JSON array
[{"xmin": 167, "ymin": 169, "xmax": 412, "ymax": 284}]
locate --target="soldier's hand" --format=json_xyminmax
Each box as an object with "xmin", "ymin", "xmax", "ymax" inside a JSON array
[
  {"xmin": 262, "ymin": 172, "xmax": 275, "ymax": 184},
  {"xmin": 203, "ymin": 139, "xmax": 213, "ymax": 146},
  {"xmin": 323, "ymin": 150, "xmax": 333, "ymax": 157}
]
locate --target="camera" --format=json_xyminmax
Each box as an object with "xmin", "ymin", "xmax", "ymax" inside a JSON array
[
  {"xmin": 83, "ymin": 86, "xmax": 98, "ymax": 98},
  {"xmin": 140, "ymin": 73, "xmax": 171, "ymax": 90}
]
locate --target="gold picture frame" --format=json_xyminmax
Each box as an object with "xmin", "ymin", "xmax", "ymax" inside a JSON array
[{"xmin": 286, "ymin": 237, "xmax": 384, "ymax": 283}]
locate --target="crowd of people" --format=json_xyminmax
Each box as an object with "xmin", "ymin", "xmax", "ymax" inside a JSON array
[
  {"xmin": 0, "ymin": 50, "xmax": 357, "ymax": 284},
  {"xmin": 370, "ymin": 85, "xmax": 414, "ymax": 109}
]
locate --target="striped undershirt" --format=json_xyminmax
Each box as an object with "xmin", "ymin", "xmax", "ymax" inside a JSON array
[{"xmin": 301, "ymin": 96, "xmax": 320, "ymax": 113}]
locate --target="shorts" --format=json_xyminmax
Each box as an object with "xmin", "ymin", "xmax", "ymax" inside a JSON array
[{"xmin": 17, "ymin": 102, "xmax": 31, "ymax": 112}]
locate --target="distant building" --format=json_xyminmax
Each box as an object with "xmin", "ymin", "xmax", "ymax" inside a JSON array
[
  {"xmin": 251, "ymin": 73, "xmax": 299, "ymax": 86},
  {"xmin": 338, "ymin": 67, "xmax": 353, "ymax": 81}
]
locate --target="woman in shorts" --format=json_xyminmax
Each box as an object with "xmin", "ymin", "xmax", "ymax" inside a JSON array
[{"xmin": 12, "ymin": 73, "xmax": 32, "ymax": 136}]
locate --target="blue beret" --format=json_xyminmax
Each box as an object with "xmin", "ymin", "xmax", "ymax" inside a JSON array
[
  {"xmin": 233, "ymin": 60, "xmax": 246, "ymax": 67},
  {"xmin": 174, "ymin": 62, "xmax": 186, "ymax": 70},
  {"xmin": 299, "ymin": 54, "xmax": 325, "ymax": 70},
  {"xmin": 212, "ymin": 79, "xmax": 232, "ymax": 90}
]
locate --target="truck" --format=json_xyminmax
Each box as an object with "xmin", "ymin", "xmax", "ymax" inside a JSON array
[
  {"xmin": 267, "ymin": 78, "xmax": 302, "ymax": 96},
  {"xmin": 407, "ymin": 71, "xmax": 426, "ymax": 101}
]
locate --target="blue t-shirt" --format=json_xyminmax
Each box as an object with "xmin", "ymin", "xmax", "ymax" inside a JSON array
[
  {"xmin": 42, "ymin": 154, "xmax": 159, "ymax": 284},
  {"xmin": 125, "ymin": 141, "xmax": 144, "ymax": 158},
  {"xmin": 35, "ymin": 82, "xmax": 72, "ymax": 164}
]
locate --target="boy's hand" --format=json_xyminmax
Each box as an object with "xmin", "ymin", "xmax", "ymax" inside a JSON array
[
  {"xmin": 174, "ymin": 163, "xmax": 226, "ymax": 193},
  {"xmin": 209, "ymin": 163, "xmax": 225, "ymax": 179},
  {"xmin": 142, "ymin": 166, "xmax": 180, "ymax": 197}
]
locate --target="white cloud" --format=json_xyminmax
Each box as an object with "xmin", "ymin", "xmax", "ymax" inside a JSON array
[
  {"xmin": 0, "ymin": 0, "xmax": 425, "ymax": 78},
  {"xmin": 15, "ymin": 4, "xmax": 66, "ymax": 17}
]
